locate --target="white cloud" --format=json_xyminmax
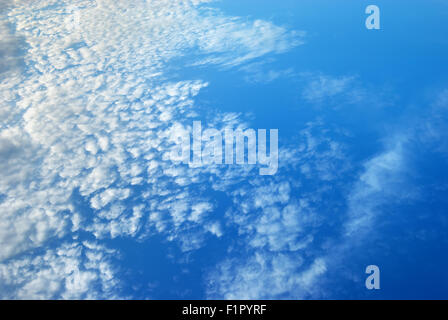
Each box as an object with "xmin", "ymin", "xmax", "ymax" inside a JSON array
[
  {"xmin": 193, "ymin": 18, "xmax": 304, "ymax": 68},
  {"xmin": 0, "ymin": 0, "xmax": 302, "ymax": 298},
  {"xmin": 207, "ymin": 252, "xmax": 326, "ymax": 299},
  {"xmin": 207, "ymin": 122, "xmax": 350, "ymax": 299},
  {"xmin": 303, "ymin": 74, "xmax": 355, "ymax": 102},
  {"xmin": 344, "ymin": 136, "xmax": 410, "ymax": 236},
  {"xmin": 0, "ymin": 242, "xmax": 119, "ymax": 299}
]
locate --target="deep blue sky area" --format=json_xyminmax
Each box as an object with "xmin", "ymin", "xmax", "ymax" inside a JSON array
[{"xmin": 0, "ymin": 0, "xmax": 447, "ymax": 300}]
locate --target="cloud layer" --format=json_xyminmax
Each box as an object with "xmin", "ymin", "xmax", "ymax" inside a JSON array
[{"xmin": 0, "ymin": 0, "xmax": 303, "ymax": 298}]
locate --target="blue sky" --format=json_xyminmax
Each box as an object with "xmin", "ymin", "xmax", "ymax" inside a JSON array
[{"xmin": 0, "ymin": 0, "xmax": 447, "ymax": 299}]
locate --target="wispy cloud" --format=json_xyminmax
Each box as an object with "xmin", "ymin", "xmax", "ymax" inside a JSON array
[{"xmin": 301, "ymin": 73, "xmax": 362, "ymax": 104}]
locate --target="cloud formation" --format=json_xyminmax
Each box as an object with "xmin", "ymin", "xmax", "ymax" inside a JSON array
[{"xmin": 0, "ymin": 0, "xmax": 303, "ymax": 298}]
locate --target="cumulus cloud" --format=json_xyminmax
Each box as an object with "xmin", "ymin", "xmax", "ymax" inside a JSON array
[
  {"xmin": 206, "ymin": 122, "xmax": 351, "ymax": 299},
  {"xmin": 205, "ymin": 85, "xmax": 448, "ymax": 299},
  {"xmin": 0, "ymin": 241, "xmax": 119, "ymax": 299},
  {"xmin": 207, "ymin": 252, "xmax": 326, "ymax": 299},
  {"xmin": 0, "ymin": 20, "xmax": 23, "ymax": 77},
  {"xmin": 4, "ymin": 0, "xmax": 441, "ymax": 300},
  {"xmin": 0, "ymin": 0, "xmax": 303, "ymax": 298}
]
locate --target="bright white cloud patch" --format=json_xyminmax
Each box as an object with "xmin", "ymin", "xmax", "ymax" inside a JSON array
[
  {"xmin": 206, "ymin": 122, "xmax": 351, "ymax": 299},
  {"xmin": 0, "ymin": 0, "xmax": 303, "ymax": 298},
  {"xmin": 0, "ymin": 241, "xmax": 118, "ymax": 299},
  {"xmin": 2, "ymin": 0, "xmax": 442, "ymax": 301}
]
